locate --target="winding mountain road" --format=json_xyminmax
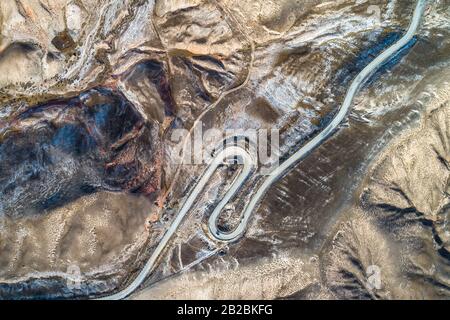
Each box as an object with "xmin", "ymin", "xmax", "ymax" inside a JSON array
[
  {"xmin": 100, "ymin": 145, "xmax": 256, "ymax": 300},
  {"xmin": 100, "ymin": 0, "xmax": 428, "ymax": 300}
]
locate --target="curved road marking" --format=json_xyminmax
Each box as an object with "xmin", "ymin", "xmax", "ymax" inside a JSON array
[
  {"xmin": 209, "ymin": 0, "xmax": 428, "ymax": 242},
  {"xmin": 99, "ymin": 145, "xmax": 255, "ymax": 300},
  {"xmin": 100, "ymin": 0, "xmax": 427, "ymax": 299}
]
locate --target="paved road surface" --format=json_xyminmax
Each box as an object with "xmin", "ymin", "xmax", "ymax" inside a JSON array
[{"xmin": 100, "ymin": 0, "xmax": 427, "ymax": 299}]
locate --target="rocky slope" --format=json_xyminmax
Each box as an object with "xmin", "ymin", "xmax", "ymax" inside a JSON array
[{"xmin": 0, "ymin": 0, "xmax": 449, "ymax": 299}]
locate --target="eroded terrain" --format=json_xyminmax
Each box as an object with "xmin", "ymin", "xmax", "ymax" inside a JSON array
[{"xmin": 0, "ymin": 0, "xmax": 449, "ymax": 299}]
